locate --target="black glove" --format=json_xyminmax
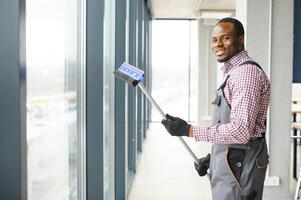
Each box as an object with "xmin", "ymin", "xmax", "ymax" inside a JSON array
[
  {"xmin": 161, "ymin": 114, "xmax": 190, "ymax": 137},
  {"xmin": 194, "ymin": 153, "xmax": 210, "ymax": 177}
]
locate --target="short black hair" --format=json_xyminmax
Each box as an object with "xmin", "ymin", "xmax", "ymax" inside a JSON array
[{"xmin": 217, "ymin": 17, "xmax": 245, "ymax": 37}]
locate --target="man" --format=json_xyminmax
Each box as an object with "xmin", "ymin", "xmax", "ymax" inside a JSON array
[{"xmin": 161, "ymin": 17, "xmax": 270, "ymax": 200}]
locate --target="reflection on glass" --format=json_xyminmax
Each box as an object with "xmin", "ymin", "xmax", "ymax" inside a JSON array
[{"xmin": 26, "ymin": 0, "xmax": 85, "ymax": 199}]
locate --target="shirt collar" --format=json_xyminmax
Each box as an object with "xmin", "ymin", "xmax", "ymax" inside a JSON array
[{"xmin": 221, "ymin": 50, "xmax": 249, "ymax": 76}]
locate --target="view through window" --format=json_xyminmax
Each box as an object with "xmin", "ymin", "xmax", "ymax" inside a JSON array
[
  {"xmin": 151, "ymin": 20, "xmax": 198, "ymax": 123},
  {"xmin": 26, "ymin": 0, "xmax": 86, "ymax": 199}
]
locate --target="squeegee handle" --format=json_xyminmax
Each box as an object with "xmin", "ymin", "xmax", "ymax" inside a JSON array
[
  {"xmin": 137, "ymin": 82, "xmax": 198, "ymax": 162},
  {"xmin": 177, "ymin": 136, "xmax": 198, "ymax": 161},
  {"xmin": 138, "ymin": 83, "xmax": 166, "ymax": 119}
]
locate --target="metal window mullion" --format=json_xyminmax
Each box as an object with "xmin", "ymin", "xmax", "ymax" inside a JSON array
[
  {"xmin": 86, "ymin": 0, "xmax": 104, "ymax": 198},
  {"xmin": 115, "ymin": 0, "xmax": 127, "ymax": 198},
  {"xmin": 128, "ymin": 0, "xmax": 137, "ymax": 173},
  {"xmin": 0, "ymin": 0, "xmax": 27, "ymax": 199},
  {"xmin": 20, "ymin": 0, "xmax": 27, "ymax": 199}
]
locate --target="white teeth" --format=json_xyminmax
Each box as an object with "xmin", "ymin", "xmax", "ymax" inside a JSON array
[{"xmin": 216, "ymin": 50, "xmax": 224, "ymax": 55}]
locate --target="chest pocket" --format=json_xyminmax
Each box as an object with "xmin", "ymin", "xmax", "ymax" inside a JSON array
[
  {"xmin": 212, "ymin": 94, "xmax": 222, "ymax": 124},
  {"xmin": 212, "ymin": 95, "xmax": 221, "ymax": 106}
]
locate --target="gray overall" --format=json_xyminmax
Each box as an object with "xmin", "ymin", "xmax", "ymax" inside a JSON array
[{"xmin": 209, "ymin": 61, "xmax": 269, "ymax": 200}]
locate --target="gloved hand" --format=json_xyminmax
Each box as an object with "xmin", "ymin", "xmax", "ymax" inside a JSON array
[
  {"xmin": 161, "ymin": 114, "xmax": 190, "ymax": 137},
  {"xmin": 194, "ymin": 153, "xmax": 210, "ymax": 177}
]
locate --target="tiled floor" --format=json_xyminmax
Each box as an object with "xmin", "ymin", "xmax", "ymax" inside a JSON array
[{"xmin": 127, "ymin": 123, "xmax": 212, "ymax": 200}]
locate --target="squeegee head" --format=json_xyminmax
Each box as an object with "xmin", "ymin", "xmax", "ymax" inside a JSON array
[{"xmin": 113, "ymin": 63, "xmax": 145, "ymax": 86}]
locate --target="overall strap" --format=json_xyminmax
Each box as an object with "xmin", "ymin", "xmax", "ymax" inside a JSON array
[
  {"xmin": 220, "ymin": 61, "xmax": 262, "ymax": 91},
  {"xmin": 219, "ymin": 75, "xmax": 230, "ymax": 90},
  {"xmin": 218, "ymin": 61, "xmax": 264, "ymax": 113},
  {"xmin": 239, "ymin": 60, "xmax": 263, "ymax": 71},
  {"xmin": 219, "ymin": 75, "xmax": 231, "ymax": 109}
]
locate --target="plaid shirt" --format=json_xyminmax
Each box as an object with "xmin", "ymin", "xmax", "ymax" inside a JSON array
[{"xmin": 193, "ymin": 50, "xmax": 271, "ymax": 144}]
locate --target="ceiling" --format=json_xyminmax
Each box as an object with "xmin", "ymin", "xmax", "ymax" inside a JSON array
[{"xmin": 150, "ymin": 0, "xmax": 236, "ymax": 19}]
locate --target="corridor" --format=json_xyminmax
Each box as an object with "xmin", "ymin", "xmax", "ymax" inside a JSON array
[{"xmin": 128, "ymin": 123, "xmax": 212, "ymax": 200}]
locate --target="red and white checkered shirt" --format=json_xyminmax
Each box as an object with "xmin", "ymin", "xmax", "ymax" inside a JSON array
[{"xmin": 193, "ymin": 50, "xmax": 271, "ymax": 144}]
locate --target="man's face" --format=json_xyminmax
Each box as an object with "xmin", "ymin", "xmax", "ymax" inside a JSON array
[{"xmin": 211, "ymin": 22, "xmax": 244, "ymax": 63}]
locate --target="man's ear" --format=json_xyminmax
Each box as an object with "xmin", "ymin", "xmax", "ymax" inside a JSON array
[{"xmin": 238, "ymin": 35, "xmax": 244, "ymax": 46}]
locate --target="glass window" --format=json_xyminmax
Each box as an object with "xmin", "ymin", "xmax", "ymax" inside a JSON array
[
  {"xmin": 26, "ymin": 0, "xmax": 86, "ymax": 199},
  {"xmin": 151, "ymin": 20, "xmax": 198, "ymax": 123}
]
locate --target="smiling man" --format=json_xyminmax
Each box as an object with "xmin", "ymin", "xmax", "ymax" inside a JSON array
[
  {"xmin": 212, "ymin": 19, "xmax": 244, "ymax": 62},
  {"xmin": 161, "ymin": 18, "xmax": 271, "ymax": 200}
]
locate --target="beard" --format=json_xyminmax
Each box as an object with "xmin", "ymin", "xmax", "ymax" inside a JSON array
[
  {"xmin": 217, "ymin": 56, "xmax": 231, "ymax": 63},
  {"xmin": 216, "ymin": 46, "xmax": 244, "ymax": 63}
]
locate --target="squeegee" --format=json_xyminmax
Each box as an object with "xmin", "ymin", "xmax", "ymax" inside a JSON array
[{"xmin": 114, "ymin": 62, "xmax": 198, "ymax": 162}]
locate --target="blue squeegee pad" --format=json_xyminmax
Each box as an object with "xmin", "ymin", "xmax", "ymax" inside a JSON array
[{"xmin": 118, "ymin": 63, "xmax": 144, "ymax": 81}]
